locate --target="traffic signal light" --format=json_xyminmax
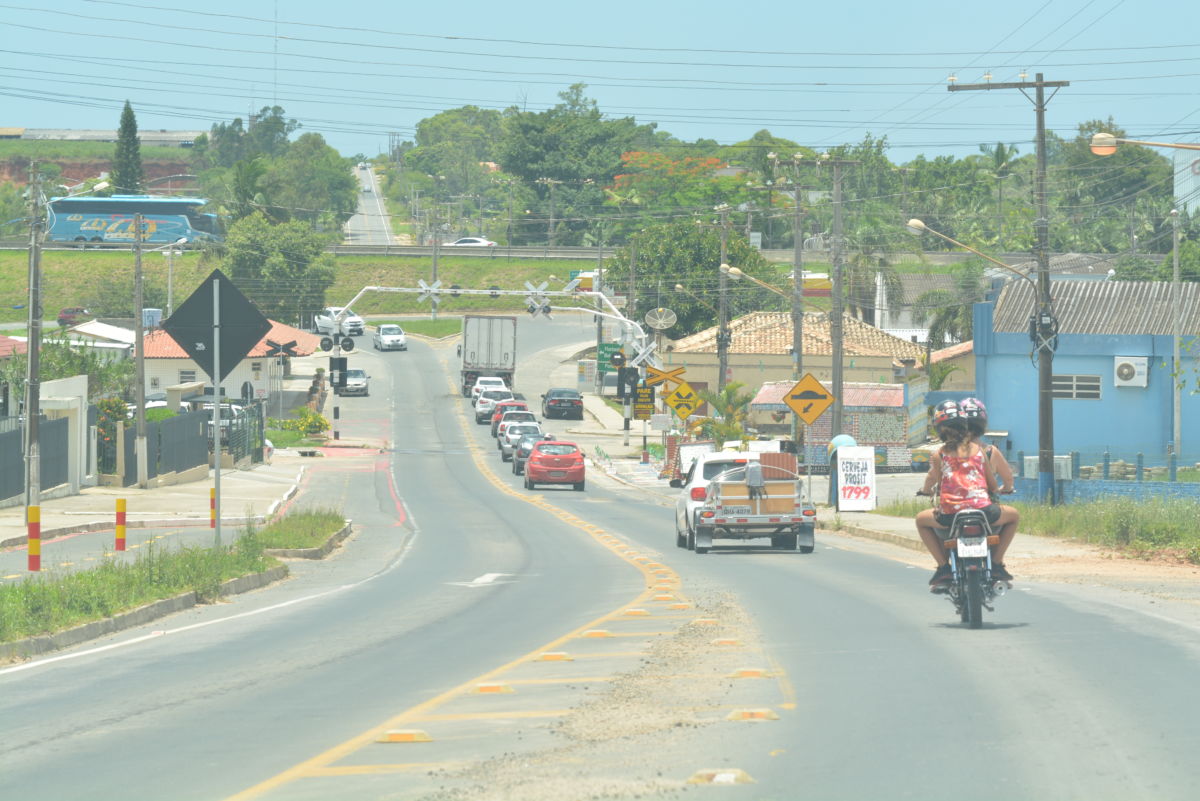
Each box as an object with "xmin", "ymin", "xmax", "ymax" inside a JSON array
[{"xmin": 610, "ymin": 350, "xmax": 626, "ymax": 369}]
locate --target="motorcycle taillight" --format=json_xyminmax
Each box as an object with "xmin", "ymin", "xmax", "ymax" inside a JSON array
[{"xmin": 961, "ymin": 524, "xmax": 984, "ymax": 536}]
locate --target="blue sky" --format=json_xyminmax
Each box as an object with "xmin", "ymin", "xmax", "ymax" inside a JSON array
[{"xmin": 2, "ymin": 0, "xmax": 1198, "ymax": 161}]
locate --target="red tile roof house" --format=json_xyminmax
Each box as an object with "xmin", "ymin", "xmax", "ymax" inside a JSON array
[{"xmin": 142, "ymin": 320, "xmax": 320, "ymax": 404}]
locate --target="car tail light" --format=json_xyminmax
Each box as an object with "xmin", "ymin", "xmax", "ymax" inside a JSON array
[{"xmin": 690, "ymin": 487, "xmax": 707, "ymax": 501}]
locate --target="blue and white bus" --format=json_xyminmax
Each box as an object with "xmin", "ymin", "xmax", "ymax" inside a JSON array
[{"xmin": 46, "ymin": 195, "xmax": 223, "ymax": 246}]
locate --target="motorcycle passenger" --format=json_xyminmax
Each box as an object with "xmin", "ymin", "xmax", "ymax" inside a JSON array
[
  {"xmin": 916, "ymin": 400, "xmax": 1008, "ymax": 592},
  {"xmin": 959, "ymin": 397, "xmax": 1017, "ymax": 582}
]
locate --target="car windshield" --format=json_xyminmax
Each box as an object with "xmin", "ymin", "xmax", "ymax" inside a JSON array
[
  {"xmin": 346, "ymin": 369, "xmax": 366, "ymax": 379},
  {"xmin": 378, "ymin": 325, "xmax": 402, "ymax": 336},
  {"xmin": 538, "ymin": 444, "xmax": 578, "ymax": 456}
]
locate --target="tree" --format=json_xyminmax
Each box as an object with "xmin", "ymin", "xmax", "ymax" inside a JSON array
[
  {"xmin": 979, "ymin": 142, "xmax": 1019, "ymax": 249},
  {"xmin": 692, "ymin": 381, "xmax": 756, "ymax": 442},
  {"xmin": 221, "ymin": 212, "xmax": 335, "ymax": 324},
  {"xmin": 112, "ymin": 100, "xmax": 143, "ymax": 194},
  {"xmin": 230, "ymin": 158, "xmax": 270, "ymax": 221},
  {"xmin": 260, "ymin": 133, "xmax": 357, "ymax": 227},
  {"xmin": 0, "ymin": 341, "xmax": 134, "ymax": 402},
  {"xmin": 911, "ymin": 262, "xmax": 987, "ymax": 349}
]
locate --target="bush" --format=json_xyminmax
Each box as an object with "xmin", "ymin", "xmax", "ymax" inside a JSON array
[{"xmin": 268, "ymin": 406, "xmax": 329, "ymax": 435}]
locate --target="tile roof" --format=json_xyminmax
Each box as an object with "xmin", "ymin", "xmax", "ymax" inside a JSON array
[
  {"xmin": 671, "ymin": 311, "xmax": 926, "ymax": 362},
  {"xmin": 0, "ymin": 335, "xmax": 27, "ymax": 358},
  {"xmin": 931, "ymin": 341, "xmax": 973, "ymax": 362},
  {"xmin": 751, "ymin": 380, "xmax": 906, "ymax": 410},
  {"xmin": 144, "ymin": 320, "xmax": 321, "ymax": 359},
  {"xmin": 992, "ymin": 280, "xmax": 1200, "ymax": 335}
]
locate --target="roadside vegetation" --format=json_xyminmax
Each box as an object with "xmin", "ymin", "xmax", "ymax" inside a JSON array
[
  {"xmin": 876, "ymin": 496, "xmax": 1200, "ymax": 563},
  {"xmin": 376, "ymin": 318, "xmax": 461, "ymax": 338},
  {"xmin": 253, "ymin": 509, "xmax": 346, "ymax": 550},
  {"xmin": 0, "ymin": 534, "xmax": 275, "ymax": 644}
]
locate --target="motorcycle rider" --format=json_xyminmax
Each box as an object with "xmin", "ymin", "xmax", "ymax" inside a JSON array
[
  {"xmin": 916, "ymin": 400, "xmax": 1012, "ymax": 591},
  {"xmin": 959, "ymin": 397, "xmax": 1017, "ymax": 581}
]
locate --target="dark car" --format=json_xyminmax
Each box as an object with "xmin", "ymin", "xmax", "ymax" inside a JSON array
[
  {"xmin": 56, "ymin": 306, "xmax": 89, "ymax": 327},
  {"xmin": 541, "ymin": 388, "xmax": 584, "ymax": 420},
  {"xmin": 524, "ymin": 439, "xmax": 585, "ymax": 491},
  {"xmin": 511, "ymin": 434, "xmax": 542, "ymax": 476}
]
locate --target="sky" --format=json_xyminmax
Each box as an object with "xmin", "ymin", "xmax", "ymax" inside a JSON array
[{"xmin": 2, "ymin": 0, "xmax": 1199, "ymax": 162}]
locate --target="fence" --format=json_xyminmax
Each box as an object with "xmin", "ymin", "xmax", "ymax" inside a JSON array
[{"xmin": 0, "ymin": 416, "xmax": 69, "ymax": 503}]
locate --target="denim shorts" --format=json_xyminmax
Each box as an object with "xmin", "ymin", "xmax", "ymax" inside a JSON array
[{"xmin": 935, "ymin": 504, "xmax": 1001, "ymax": 528}]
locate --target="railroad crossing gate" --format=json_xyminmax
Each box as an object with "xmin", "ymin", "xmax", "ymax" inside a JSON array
[
  {"xmin": 664, "ymin": 381, "xmax": 700, "ymax": 421},
  {"xmin": 784, "ymin": 373, "xmax": 835, "ymax": 426}
]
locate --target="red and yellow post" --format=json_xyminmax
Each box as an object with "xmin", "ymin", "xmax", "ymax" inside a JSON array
[
  {"xmin": 116, "ymin": 498, "xmax": 127, "ymax": 551},
  {"xmin": 27, "ymin": 505, "xmax": 40, "ymax": 572},
  {"xmin": 210, "ymin": 488, "xmax": 216, "ymax": 529}
]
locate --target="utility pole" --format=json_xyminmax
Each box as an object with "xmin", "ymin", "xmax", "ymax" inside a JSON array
[
  {"xmin": 950, "ymin": 72, "xmax": 1068, "ymax": 503},
  {"xmin": 1171, "ymin": 208, "xmax": 1181, "ymax": 456},
  {"xmin": 827, "ymin": 159, "xmax": 852, "ymax": 434},
  {"xmin": 134, "ymin": 213, "xmax": 148, "ymax": 488},
  {"xmin": 430, "ymin": 207, "xmax": 440, "ymax": 320},
  {"xmin": 716, "ymin": 205, "xmax": 731, "ymax": 392},
  {"xmin": 628, "ymin": 240, "xmax": 638, "ymax": 324},
  {"xmin": 24, "ymin": 165, "xmax": 43, "ymax": 515},
  {"xmin": 791, "ymin": 193, "xmax": 805, "ymax": 455}
]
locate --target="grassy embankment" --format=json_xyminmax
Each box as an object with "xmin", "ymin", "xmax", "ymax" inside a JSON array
[
  {"xmin": 0, "ymin": 510, "xmax": 345, "ymax": 643},
  {"xmin": 876, "ymin": 496, "xmax": 1200, "ymax": 563}
]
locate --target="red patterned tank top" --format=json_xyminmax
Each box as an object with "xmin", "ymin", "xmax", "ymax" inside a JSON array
[{"xmin": 938, "ymin": 446, "xmax": 991, "ymax": 515}]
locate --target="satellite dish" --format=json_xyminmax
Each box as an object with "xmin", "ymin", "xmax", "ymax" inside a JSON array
[{"xmin": 644, "ymin": 307, "xmax": 677, "ymax": 330}]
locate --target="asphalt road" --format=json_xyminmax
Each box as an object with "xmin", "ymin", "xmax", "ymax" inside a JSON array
[
  {"xmin": 343, "ymin": 166, "xmax": 393, "ymax": 246},
  {"xmin": 2, "ymin": 317, "xmax": 1198, "ymax": 800}
]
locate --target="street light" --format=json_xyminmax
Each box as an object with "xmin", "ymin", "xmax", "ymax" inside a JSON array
[
  {"xmin": 155, "ymin": 237, "xmax": 188, "ymax": 317},
  {"xmin": 907, "ymin": 217, "xmax": 1057, "ymax": 502},
  {"xmin": 1089, "ymin": 132, "xmax": 1200, "ymax": 156}
]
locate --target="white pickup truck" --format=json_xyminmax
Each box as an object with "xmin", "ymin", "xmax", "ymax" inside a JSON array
[{"xmin": 690, "ymin": 461, "xmax": 816, "ymax": 554}]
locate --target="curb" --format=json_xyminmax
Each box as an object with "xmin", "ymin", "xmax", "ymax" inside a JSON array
[
  {"xmin": 0, "ymin": 514, "xmax": 272, "ymax": 551},
  {"xmin": 263, "ymin": 521, "xmax": 353, "ymax": 559},
  {"xmin": 0, "ymin": 565, "xmax": 289, "ymax": 664},
  {"xmin": 818, "ymin": 521, "xmax": 925, "ymax": 553}
]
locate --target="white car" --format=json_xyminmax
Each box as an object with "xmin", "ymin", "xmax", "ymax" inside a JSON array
[
  {"xmin": 670, "ymin": 452, "xmax": 762, "ymax": 548},
  {"xmin": 443, "ymin": 237, "xmax": 497, "ymax": 247},
  {"xmin": 373, "ymin": 324, "xmax": 407, "ymax": 351},
  {"xmin": 500, "ymin": 423, "xmax": 542, "ymax": 461},
  {"xmin": 471, "ymin": 376, "xmax": 508, "ymax": 403},
  {"xmin": 474, "ymin": 389, "xmax": 514, "ymax": 423},
  {"xmin": 315, "ymin": 306, "xmax": 365, "ymax": 337}
]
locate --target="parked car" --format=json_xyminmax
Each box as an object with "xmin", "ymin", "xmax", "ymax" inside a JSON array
[
  {"xmin": 314, "ymin": 306, "xmax": 365, "ymax": 337},
  {"xmin": 372, "ymin": 324, "xmax": 407, "ymax": 351},
  {"xmin": 443, "ymin": 237, "xmax": 496, "ymax": 247},
  {"xmin": 500, "ymin": 423, "xmax": 542, "ymax": 461},
  {"xmin": 471, "ymin": 376, "xmax": 508, "ymax": 403},
  {"xmin": 337, "ymin": 368, "xmax": 370, "ymax": 397},
  {"xmin": 474, "ymin": 388, "xmax": 514, "ymax": 423},
  {"xmin": 541, "ymin": 387, "xmax": 584, "ymax": 420},
  {"xmin": 670, "ymin": 451, "xmax": 762, "ymax": 545},
  {"xmin": 56, "ymin": 306, "xmax": 90, "ymax": 327},
  {"xmin": 524, "ymin": 439, "xmax": 585, "ymax": 491},
  {"xmin": 511, "ymin": 434, "xmax": 541, "ymax": 476},
  {"xmin": 490, "ymin": 402, "xmax": 531, "ymax": 437}
]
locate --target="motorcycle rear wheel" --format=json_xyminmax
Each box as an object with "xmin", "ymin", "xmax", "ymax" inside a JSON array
[{"xmin": 965, "ymin": 569, "xmax": 984, "ymax": 629}]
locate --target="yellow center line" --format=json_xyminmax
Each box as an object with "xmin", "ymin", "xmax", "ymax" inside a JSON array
[{"xmin": 308, "ymin": 763, "xmax": 462, "ymax": 776}]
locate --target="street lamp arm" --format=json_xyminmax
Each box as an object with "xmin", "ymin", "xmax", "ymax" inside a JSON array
[
  {"xmin": 726, "ymin": 267, "xmax": 790, "ymax": 299},
  {"xmin": 1090, "ymin": 132, "xmax": 1200, "ymax": 155},
  {"xmin": 905, "ymin": 219, "xmax": 1035, "ymax": 287}
]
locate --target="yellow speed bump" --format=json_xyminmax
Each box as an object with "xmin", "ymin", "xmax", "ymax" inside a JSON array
[
  {"xmin": 581, "ymin": 629, "xmax": 613, "ymax": 638},
  {"xmin": 475, "ymin": 682, "xmax": 514, "ymax": 694},
  {"xmin": 667, "ymin": 603, "xmax": 691, "ymax": 610},
  {"xmin": 730, "ymin": 667, "xmax": 770, "ymax": 679},
  {"xmin": 652, "ymin": 594, "xmax": 675, "ymax": 601},
  {"xmin": 688, "ymin": 768, "xmax": 755, "ymax": 785},
  {"xmin": 623, "ymin": 608, "xmax": 650, "ymax": 616},
  {"xmin": 691, "ymin": 618, "xmax": 720, "ymax": 626},
  {"xmin": 645, "ymin": 562, "xmax": 664, "ymax": 569},
  {"xmin": 726, "ymin": 708, "xmax": 779, "ymax": 721},
  {"xmin": 711, "ymin": 638, "xmax": 742, "ymax": 647},
  {"xmin": 537, "ymin": 652, "xmax": 574, "ymax": 662},
  {"xmin": 377, "ymin": 729, "xmax": 432, "ymax": 743}
]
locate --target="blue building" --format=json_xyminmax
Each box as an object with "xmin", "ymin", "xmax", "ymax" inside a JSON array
[{"xmin": 974, "ymin": 279, "xmax": 1200, "ymax": 467}]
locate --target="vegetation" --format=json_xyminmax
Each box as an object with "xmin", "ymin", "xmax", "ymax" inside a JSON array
[
  {"xmin": 111, "ymin": 101, "xmax": 143, "ymax": 194},
  {"xmin": 380, "ymin": 318, "xmax": 461, "ymax": 338},
  {"xmin": 0, "ymin": 345, "xmax": 134, "ymax": 403},
  {"xmin": 254, "ymin": 509, "xmax": 346, "ymax": 550},
  {"xmin": 268, "ymin": 406, "xmax": 329, "ymax": 436},
  {"xmin": 690, "ymin": 381, "xmax": 757, "ymax": 443},
  {"xmin": 0, "ymin": 534, "xmax": 276, "ymax": 643},
  {"xmin": 222, "ymin": 212, "xmax": 336, "ymax": 325}
]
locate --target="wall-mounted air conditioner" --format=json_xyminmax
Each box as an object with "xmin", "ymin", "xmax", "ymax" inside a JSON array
[{"xmin": 1113, "ymin": 356, "xmax": 1148, "ymax": 388}]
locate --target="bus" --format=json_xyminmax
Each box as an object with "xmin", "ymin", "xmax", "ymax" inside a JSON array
[{"xmin": 46, "ymin": 195, "xmax": 223, "ymax": 246}]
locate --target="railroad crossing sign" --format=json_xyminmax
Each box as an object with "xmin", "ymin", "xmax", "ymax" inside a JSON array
[
  {"xmin": 645, "ymin": 365, "xmax": 686, "ymax": 387},
  {"xmin": 633, "ymin": 385, "xmax": 655, "ymax": 420},
  {"xmin": 629, "ymin": 341, "xmax": 657, "ymax": 367},
  {"xmin": 784, "ymin": 373, "xmax": 835, "ymax": 426},
  {"xmin": 664, "ymin": 381, "xmax": 700, "ymax": 421},
  {"xmin": 417, "ymin": 279, "xmax": 442, "ymax": 306}
]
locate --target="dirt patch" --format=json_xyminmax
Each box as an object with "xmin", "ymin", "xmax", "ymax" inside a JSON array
[{"xmin": 1016, "ymin": 550, "xmax": 1200, "ymax": 603}]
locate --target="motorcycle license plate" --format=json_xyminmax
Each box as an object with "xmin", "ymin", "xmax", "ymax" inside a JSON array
[
  {"xmin": 723, "ymin": 506, "xmax": 752, "ymax": 514},
  {"xmin": 957, "ymin": 536, "xmax": 988, "ymax": 558}
]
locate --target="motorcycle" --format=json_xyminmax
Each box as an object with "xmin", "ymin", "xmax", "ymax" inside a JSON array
[{"xmin": 917, "ymin": 491, "xmax": 1009, "ymax": 629}]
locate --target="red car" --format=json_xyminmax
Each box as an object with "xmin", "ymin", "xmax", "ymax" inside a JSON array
[
  {"xmin": 524, "ymin": 440, "xmax": 585, "ymax": 491},
  {"xmin": 490, "ymin": 400, "xmax": 529, "ymax": 436}
]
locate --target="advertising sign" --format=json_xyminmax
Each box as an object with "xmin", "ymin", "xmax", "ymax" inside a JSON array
[{"xmin": 835, "ymin": 445, "xmax": 877, "ymax": 511}]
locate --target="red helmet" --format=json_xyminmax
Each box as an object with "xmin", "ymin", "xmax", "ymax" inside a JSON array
[
  {"xmin": 932, "ymin": 400, "xmax": 961, "ymax": 427},
  {"xmin": 959, "ymin": 397, "xmax": 988, "ymax": 424}
]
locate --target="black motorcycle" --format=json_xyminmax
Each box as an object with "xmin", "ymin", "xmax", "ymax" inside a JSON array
[{"xmin": 918, "ymin": 493, "xmax": 1008, "ymax": 629}]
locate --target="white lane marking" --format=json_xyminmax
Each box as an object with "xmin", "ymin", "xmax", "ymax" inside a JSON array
[
  {"xmin": 0, "ymin": 487, "xmax": 421, "ymax": 678},
  {"xmin": 447, "ymin": 572, "xmax": 514, "ymax": 588}
]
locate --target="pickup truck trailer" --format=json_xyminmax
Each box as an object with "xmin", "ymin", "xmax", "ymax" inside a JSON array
[
  {"xmin": 459, "ymin": 315, "xmax": 518, "ymax": 396},
  {"xmin": 692, "ymin": 470, "xmax": 816, "ymax": 554}
]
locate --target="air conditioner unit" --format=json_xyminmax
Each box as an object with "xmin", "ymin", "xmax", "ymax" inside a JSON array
[{"xmin": 1113, "ymin": 356, "xmax": 1148, "ymax": 388}]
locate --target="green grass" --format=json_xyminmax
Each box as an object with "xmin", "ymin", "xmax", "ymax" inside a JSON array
[
  {"xmin": 0, "ymin": 533, "xmax": 277, "ymax": 643},
  {"xmin": 380, "ymin": 318, "xmax": 462, "ymax": 338},
  {"xmin": 876, "ymin": 496, "xmax": 1200, "ymax": 563},
  {"xmin": 254, "ymin": 509, "xmax": 346, "ymax": 550},
  {"xmin": 265, "ymin": 428, "xmax": 325, "ymax": 449},
  {"xmin": 0, "ymin": 140, "xmax": 190, "ymax": 161}
]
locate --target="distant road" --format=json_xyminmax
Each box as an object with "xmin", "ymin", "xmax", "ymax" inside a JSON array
[{"xmin": 342, "ymin": 165, "xmax": 395, "ymax": 246}]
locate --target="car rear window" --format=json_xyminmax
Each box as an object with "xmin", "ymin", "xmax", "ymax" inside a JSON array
[
  {"xmin": 537, "ymin": 444, "xmax": 578, "ymax": 456},
  {"xmin": 509, "ymin": 425, "xmax": 540, "ymax": 437},
  {"xmin": 503, "ymin": 411, "xmax": 535, "ymax": 421},
  {"xmin": 547, "ymin": 390, "xmax": 581, "ymax": 399},
  {"xmin": 481, "ymin": 390, "xmax": 513, "ymax": 401}
]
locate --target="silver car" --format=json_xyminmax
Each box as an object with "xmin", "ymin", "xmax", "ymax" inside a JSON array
[
  {"xmin": 373, "ymin": 324, "xmax": 407, "ymax": 351},
  {"xmin": 500, "ymin": 423, "xmax": 542, "ymax": 461}
]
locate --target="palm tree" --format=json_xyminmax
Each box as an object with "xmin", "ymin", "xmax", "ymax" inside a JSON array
[
  {"xmin": 843, "ymin": 211, "xmax": 909, "ymax": 326},
  {"xmin": 911, "ymin": 262, "xmax": 987, "ymax": 349},
  {"xmin": 979, "ymin": 142, "xmax": 1019, "ymax": 250},
  {"xmin": 693, "ymin": 381, "xmax": 757, "ymax": 443}
]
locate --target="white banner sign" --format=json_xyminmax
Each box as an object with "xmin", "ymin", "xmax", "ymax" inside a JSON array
[{"xmin": 836, "ymin": 446, "xmax": 877, "ymax": 511}]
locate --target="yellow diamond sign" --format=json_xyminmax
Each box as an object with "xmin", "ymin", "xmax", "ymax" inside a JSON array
[
  {"xmin": 784, "ymin": 373, "xmax": 834, "ymax": 426},
  {"xmin": 664, "ymin": 381, "xmax": 701, "ymax": 421}
]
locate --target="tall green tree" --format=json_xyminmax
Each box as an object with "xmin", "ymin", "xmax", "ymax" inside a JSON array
[
  {"xmin": 0, "ymin": 341, "xmax": 134, "ymax": 402},
  {"xmin": 221, "ymin": 212, "xmax": 336, "ymax": 324},
  {"xmin": 693, "ymin": 381, "xmax": 756, "ymax": 442},
  {"xmin": 260, "ymin": 133, "xmax": 356, "ymax": 227},
  {"xmin": 911, "ymin": 262, "xmax": 987, "ymax": 349},
  {"xmin": 979, "ymin": 142, "xmax": 1019, "ymax": 249},
  {"xmin": 112, "ymin": 100, "xmax": 143, "ymax": 194}
]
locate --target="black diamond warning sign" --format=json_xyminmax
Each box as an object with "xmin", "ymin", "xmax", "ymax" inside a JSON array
[{"xmin": 161, "ymin": 269, "xmax": 272, "ymax": 383}]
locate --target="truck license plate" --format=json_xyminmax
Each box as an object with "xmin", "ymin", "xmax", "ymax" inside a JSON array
[{"xmin": 723, "ymin": 505, "xmax": 751, "ymax": 514}]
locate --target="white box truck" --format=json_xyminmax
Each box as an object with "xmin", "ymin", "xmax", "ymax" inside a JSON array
[{"xmin": 459, "ymin": 315, "xmax": 518, "ymax": 396}]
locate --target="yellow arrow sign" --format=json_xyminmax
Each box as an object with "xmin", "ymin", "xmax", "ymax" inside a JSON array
[
  {"xmin": 645, "ymin": 365, "xmax": 686, "ymax": 387},
  {"xmin": 664, "ymin": 381, "xmax": 700, "ymax": 421},
  {"xmin": 784, "ymin": 373, "xmax": 835, "ymax": 426}
]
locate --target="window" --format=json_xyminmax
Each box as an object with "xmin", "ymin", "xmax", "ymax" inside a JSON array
[
  {"xmin": 179, "ymin": 369, "xmax": 197, "ymax": 383},
  {"xmin": 150, "ymin": 377, "xmax": 160, "ymax": 389},
  {"xmin": 1052, "ymin": 374, "xmax": 1101, "ymax": 400},
  {"xmin": 251, "ymin": 361, "xmax": 262, "ymax": 379}
]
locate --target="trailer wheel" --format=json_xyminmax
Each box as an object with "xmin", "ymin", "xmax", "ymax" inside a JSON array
[{"xmin": 798, "ymin": 545, "xmax": 815, "ymax": 554}]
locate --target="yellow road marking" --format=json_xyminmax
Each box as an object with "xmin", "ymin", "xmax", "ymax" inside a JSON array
[{"xmin": 308, "ymin": 763, "xmax": 459, "ymax": 776}]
